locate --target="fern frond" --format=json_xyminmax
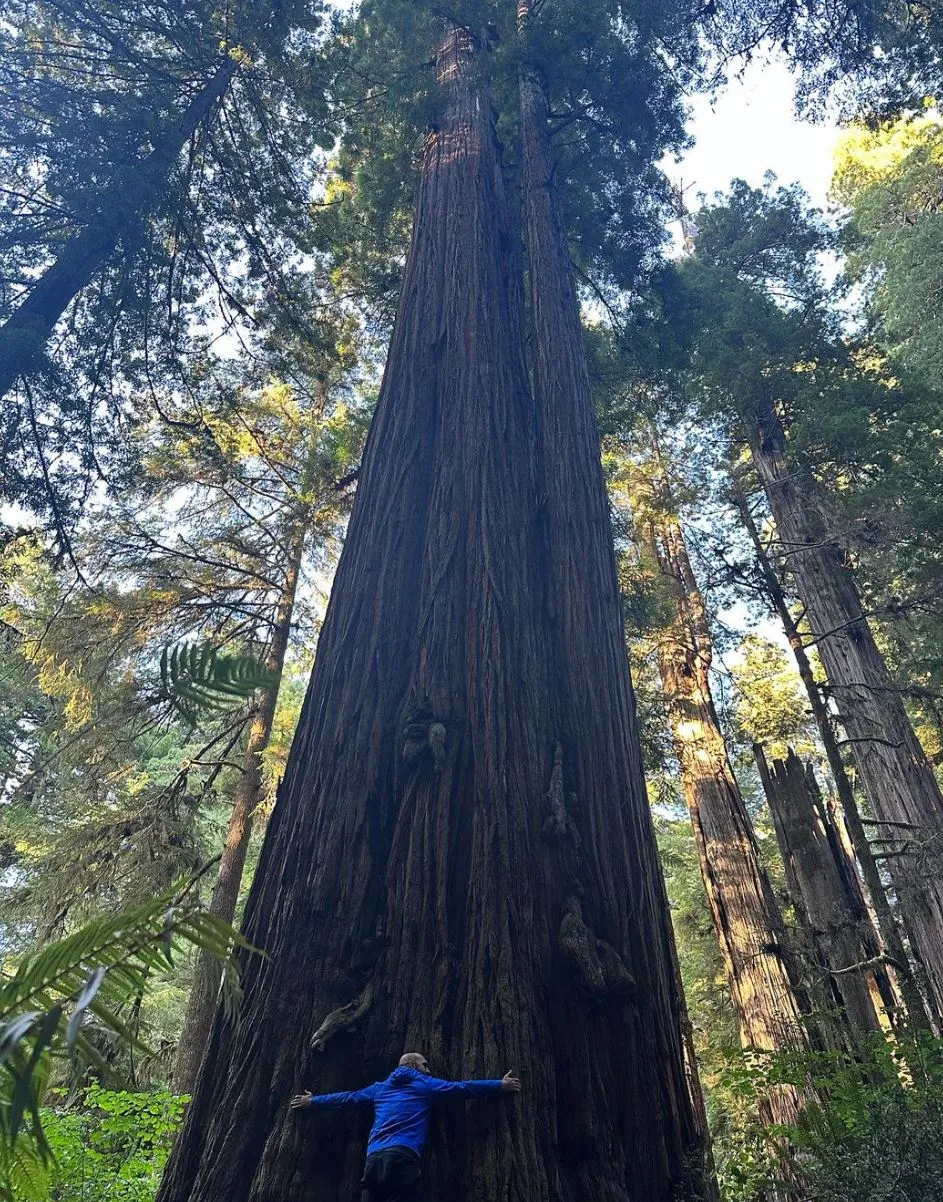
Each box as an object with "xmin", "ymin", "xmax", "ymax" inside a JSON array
[
  {"xmin": 0, "ymin": 882, "xmax": 256, "ymax": 1198},
  {"xmin": 160, "ymin": 642, "xmax": 276, "ymax": 724}
]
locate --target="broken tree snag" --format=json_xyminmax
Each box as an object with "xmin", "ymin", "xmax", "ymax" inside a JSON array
[
  {"xmin": 823, "ymin": 793, "xmax": 907, "ymax": 1022},
  {"xmin": 755, "ymin": 745, "xmax": 887, "ymax": 1037},
  {"xmin": 732, "ymin": 480, "xmax": 926, "ymax": 1031},
  {"xmin": 747, "ymin": 404, "xmax": 943, "ymax": 1022}
]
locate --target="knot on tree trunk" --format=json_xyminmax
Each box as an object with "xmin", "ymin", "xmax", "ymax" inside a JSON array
[
  {"xmin": 428, "ymin": 722, "xmax": 446, "ymax": 770},
  {"xmin": 559, "ymin": 895, "xmax": 636, "ymax": 1004},
  {"xmin": 542, "ymin": 744, "xmax": 579, "ymax": 844},
  {"xmin": 402, "ymin": 703, "xmax": 448, "ymax": 771},
  {"xmin": 310, "ymin": 980, "xmax": 375, "ymax": 1052}
]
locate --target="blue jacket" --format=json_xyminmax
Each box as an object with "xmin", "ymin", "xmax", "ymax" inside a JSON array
[{"xmin": 307, "ymin": 1066, "xmax": 504, "ymax": 1157}]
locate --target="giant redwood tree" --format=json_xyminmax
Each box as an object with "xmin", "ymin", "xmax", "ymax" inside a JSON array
[
  {"xmin": 627, "ymin": 463, "xmax": 808, "ymax": 1125},
  {"xmin": 680, "ymin": 180, "xmax": 943, "ymax": 1024},
  {"xmin": 157, "ymin": 18, "xmax": 710, "ymax": 1202}
]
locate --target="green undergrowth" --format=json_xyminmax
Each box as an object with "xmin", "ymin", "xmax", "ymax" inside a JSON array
[
  {"xmin": 20, "ymin": 1087, "xmax": 186, "ymax": 1202},
  {"xmin": 711, "ymin": 1032, "xmax": 943, "ymax": 1202}
]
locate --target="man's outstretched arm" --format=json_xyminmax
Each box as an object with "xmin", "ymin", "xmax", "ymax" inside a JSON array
[
  {"xmin": 419, "ymin": 1070, "xmax": 521, "ymax": 1099},
  {"xmin": 289, "ymin": 1082, "xmax": 380, "ymax": 1110}
]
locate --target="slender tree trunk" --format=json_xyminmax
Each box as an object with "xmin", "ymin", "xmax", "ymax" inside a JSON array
[
  {"xmin": 822, "ymin": 790, "xmax": 901, "ymax": 1020},
  {"xmin": 744, "ymin": 410, "xmax": 943, "ymax": 1021},
  {"xmin": 732, "ymin": 479, "xmax": 929, "ymax": 1029},
  {"xmin": 517, "ymin": 11, "xmax": 713, "ymax": 1195},
  {"xmin": 158, "ymin": 25, "xmax": 709, "ymax": 1202},
  {"xmin": 0, "ymin": 56, "xmax": 237, "ymax": 400},
  {"xmin": 634, "ymin": 490, "xmax": 807, "ymax": 1127},
  {"xmin": 172, "ymin": 524, "xmax": 305, "ymax": 1094},
  {"xmin": 754, "ymin": 745, "xmax": 889, "ymax": 1035}
]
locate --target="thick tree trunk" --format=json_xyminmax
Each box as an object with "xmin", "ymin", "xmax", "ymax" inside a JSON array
[
  {"xmin": 746, "ymin": 409, "xmax": 943, "ymax": 1020},
  {"xmin": 158, "ymin": 25, "xmax": 709, "ymax": 1202},
  {"xmin": 0, "ymin": 56, "xmax": 237, "ymax": 400},
  {"xmin": 517, "ymin": 13, "xmax": 712, "ymax": 1196},
  {"xmin": 732, "ymin": 483, "xmax": 924, "ymax": 1028},
  {"xmin": 172, "ymin": 525, "xmax": 305, "ymax": 1094},
  {"xmin": 636, "ymin": 497, "xmax": 807, "ymax": 1127},
  {"xmin": 754, "ymin": 745, "xmax": 888, "ymax": 1035}
]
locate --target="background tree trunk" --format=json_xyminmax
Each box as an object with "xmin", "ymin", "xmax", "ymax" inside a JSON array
[
  {"xmin": 732, "ymin": 480, "xmax": 926, "ymax": 1028},
  {"xmin": 746, "ymin": 408, "xmax": 943, "ymax": 1021},
  {"xmin": 754, "ymin": 745, "xmax": 890, "ymax": 1036},
  {"xmin": 158, "ymin": 24, "xmax": 709, "ymax": 1202},
  {"xmin": 636, "ymin": 495, "xmax": 808, "ymax": 1127},
  {"xmin": 0, "ymin": 56, "xmax": 237, "ymax": 400},
  {"xmin": 172, "ymin": 522, "xmax": 305, "ymax": 1094}
]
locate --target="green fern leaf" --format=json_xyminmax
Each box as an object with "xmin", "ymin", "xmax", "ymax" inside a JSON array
[{"xmin": 159, "ymin": 641, "xmax": 277, "ymax": 723}]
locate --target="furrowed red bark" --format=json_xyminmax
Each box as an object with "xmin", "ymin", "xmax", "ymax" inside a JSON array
[
  {"xmin": 172, "ymin": 522, "xmax": 305, "ymax": 1094},
  {"xmin": 732, "ymin": 483, "xmax": 924, "ymax": 1028},
  {"xmin": 746, "ymin": 408, "xmax": 943, "ymax": 1021},
  {"xmin": 158, "ymin": 24, "xmax": 709, "ymax": 1202},
  {"xmin": 517, "ymin": 12, "xmax": 712, "ymax": 1196},
  {"xmin": 635, "ymin": 497, "xmax": 807, "ymax": 1126},
  {"xmin": 0, "ymin": 56, "xmax": 237, "ymax": 400},
  {"xmin": 754, "ymin": 746, "xmax": 888, "ymax": 1036}
]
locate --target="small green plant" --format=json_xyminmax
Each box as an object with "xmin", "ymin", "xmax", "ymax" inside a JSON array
[
  {"xmin": 39, "ymin": 1086, "xmax": 186, "ymax": 1202},
  {"xmin": 159, "ymin": 643, "xmax": 277, "ymax": 725},
  {"xmin": 709, "ymin": 1034, "xmax": 943, "ymax": 1201},
  {"xmin": 0, "ymin": 883, "xmax": 251, "ymax": 1200},
  {"xmin": 782, "ymin": 1033, "xmax": 943, "ymax": 1202},
  {"xmin": 709, "ymin": 1054, "xmax": 783, "ymax": 1202}
]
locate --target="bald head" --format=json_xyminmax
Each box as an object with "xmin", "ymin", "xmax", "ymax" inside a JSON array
[{"xmin": 399, "ymin": 1052, "xmax": 430, "ymax": 1074}]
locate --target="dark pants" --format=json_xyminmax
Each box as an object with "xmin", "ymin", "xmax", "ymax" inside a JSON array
[{"xmin": 360, "ymin": 1148, "xmax": 422, "ymax": 1202}]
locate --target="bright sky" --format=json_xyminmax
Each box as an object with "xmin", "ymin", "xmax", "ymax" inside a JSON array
[
  {"xmin": 665, "ymin": 53, "xmax": 839, "ymax": 659},
  {"xmin": 669, "ymin": 53, "xmax": 841, "ymax": 219}
]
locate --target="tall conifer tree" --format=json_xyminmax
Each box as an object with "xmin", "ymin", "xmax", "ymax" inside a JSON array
[{"xmin": 158, "ymin": 13, "xmax": 711, "ymax": 1202}]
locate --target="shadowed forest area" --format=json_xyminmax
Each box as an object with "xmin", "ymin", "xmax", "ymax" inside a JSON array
[{"xmin": 2, "ymin": 2, "xmax": 943, "ymax": 1200}]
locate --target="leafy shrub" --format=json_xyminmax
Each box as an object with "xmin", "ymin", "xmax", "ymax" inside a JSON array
[
  {"xmin": 709, "ymin": 1033, "xmax": 943, "ymax": 1202},
  {"xmin": 40, "ymin": 1087, "xmax": 186, "ymax": 1202},
  {"xmin": 783, "ymin": 1033, "xmax": 943, "ymax": 1202},
  {"xmin": 0, "ymin": 886, "xmax": 248, "ymax": 1199}
]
